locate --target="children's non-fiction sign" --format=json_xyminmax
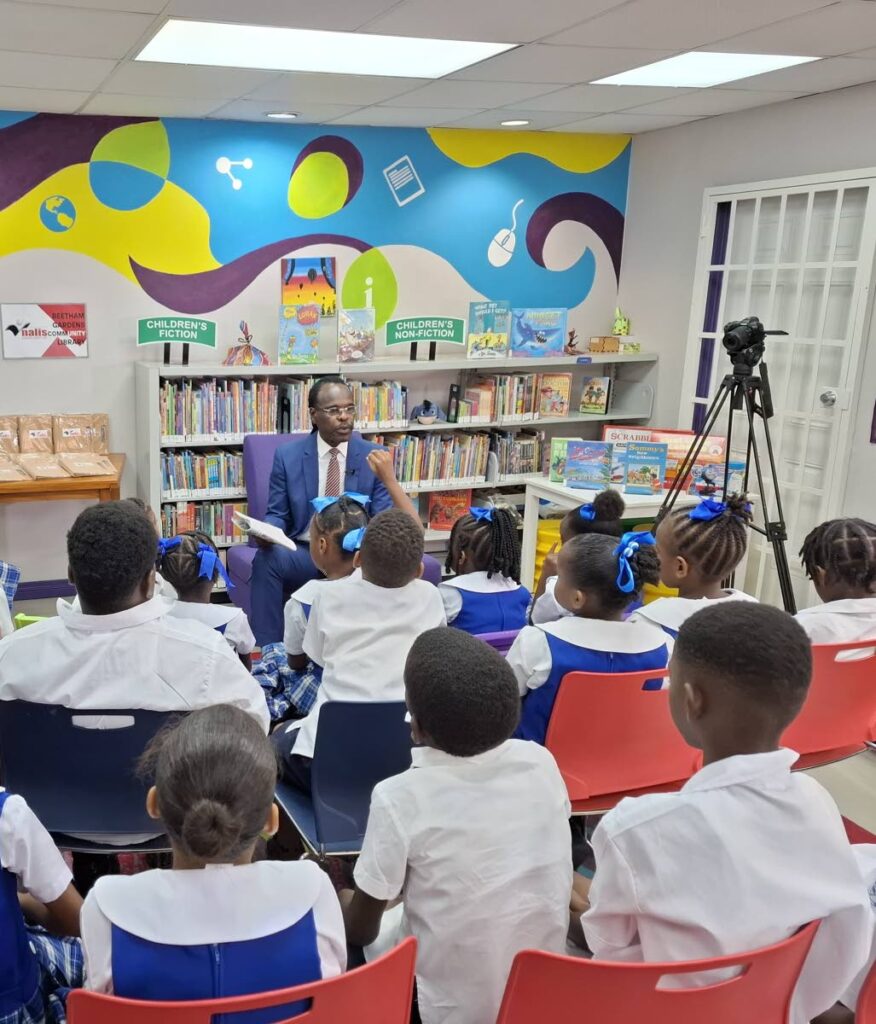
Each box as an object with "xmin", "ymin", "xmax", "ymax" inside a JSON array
[
  {"xmin": 385, "ymin": 316, "xmax": 465, "ymax": 347},
  {"xmin": 137, "ymin": 317, "xmax": 217, "ymax": 347},
  {"xmin": 2, "ymin": 303, "xmax": 88, "ymax": 358}
]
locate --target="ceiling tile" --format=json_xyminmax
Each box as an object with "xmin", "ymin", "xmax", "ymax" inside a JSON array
[
  {"xmin": 393, "ymin": 80, "xmax": 560, "ymax": 109},
  {"xmin": 630, "ymin": 87, "xmax": 804, "ymax": 116},
  {"xmin": 102, "ymin": 61, "xmax": 278, "ymax": 99},
  {"xmin": 521, "ymin": 83, "xmax": 695, "ymax": 113},
  {"xmin": 0, "ymin": 50, "xmax": 116, "ymax": 91},
  {"xmin": 80, "ymin": 93, "xmax": 227, "ymax": 116},
  {"xmin": 719, "ymin": 54, "xmax": 876, "ymax": 91},
  {"xmin": 546, "ymin": 0, "xmax": 836, "ymax": 51},
  {"xmin": 245, "ymin": 73, "xmax": 429, "ymax": 105},
  {"xmin": 327, "ymin": 105, "xmax": 481, "ymax": 127},
  {"xmin": 360, "ymin": 0, "xmax": 629, "ymax": 44},
  {"xmin": 551, "ymin": 111, "xmax": 702, "ymax": 132},
  {"xmin": 167, "ymin": 0, "xmax": 401, "ymax": 30},
  {"xmin": 450, "ymin": 44, "xmax": 675, "ymax": 84},
  {"xmin": 702, "ymin": 2, "xmax": 876, "ymax": 58},
  {"xmin": 0, "ymin": 1, "xmax": 154, "ymax": 58},
  {"xmin": 208, "ymin": 98, "xmax": 364, "ymax": 122},
  {"xmin": 447, "ymin": 107, "xmax": 596, "ymax": 129},
  {"xmin": 25, "ymin": 0, "xmax": 165, "ymax": 9},
  {"xmin": 0, "ymin": 86, "xmax": 91, "ymax": 113}
]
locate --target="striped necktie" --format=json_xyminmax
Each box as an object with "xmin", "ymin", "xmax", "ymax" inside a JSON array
[{"xmin": 325, "ymin": 448, "xmax": 341, "ymax": 497}]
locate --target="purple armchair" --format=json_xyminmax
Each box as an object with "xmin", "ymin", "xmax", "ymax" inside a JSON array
[{"xmin": 226, "ymin": 433, "xmax": 441, "ymax": 617}]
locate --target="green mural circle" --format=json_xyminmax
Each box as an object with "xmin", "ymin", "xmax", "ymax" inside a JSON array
[
  {"xmin": 341, "ymin": 249, "xmax": 398, "ymax": 329},
  {"xmin": 288, "ymin": 152, "xmax": 349, "ymax": 219}
]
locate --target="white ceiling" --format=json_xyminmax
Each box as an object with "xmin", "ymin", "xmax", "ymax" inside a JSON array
[{"xmin": 4, "ymin": 0, "xmax": 876, "ymax": 132}]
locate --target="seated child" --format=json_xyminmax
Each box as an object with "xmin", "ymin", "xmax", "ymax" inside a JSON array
[
  {"xmin": 508, "ymin": 531, "xmax": 669, "ymax": 745},
  {"xmin": 579, "ymin": 602, "xmax": 872, "ymax": 1024},
  {"xmin": 531, "ymin": 489, "xmax": 625, "ymax": 625},
  {"xmin": 796, "ymin": 517, "xmax": 876, "ymax": 642},
  {"xmin": 0, "ymin": 502, "xmax": 268, "ymax": 732},
  {"xmin": 158, "ymin": 531, "xmax": 256, "ymax": 659},
  {"xmin": 342, "ymin": 627, "xmax": 571, "ymax": 1024},
  {"xmin": 275, "ymin": 509, "xmax": 446, "ymax": 793},
  {"xmin": 80, "ymin": 705, "xmax": 345, "ymax": 1000},
  {"xmin": 439, "ymin": 506, "xmax": 530, "ymax": 634},
  {"xmin": 632, "ymin": 494, "xmax": 757, "ymax": 638},
  {"xmin": 0, "ymin": 786, "xmax": 83, "ymax": 1022}
]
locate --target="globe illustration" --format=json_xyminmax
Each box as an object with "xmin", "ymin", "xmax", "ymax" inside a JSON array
[{"xmin": 40, "ymin": 195, "xmax": 76, "ymax": 232}]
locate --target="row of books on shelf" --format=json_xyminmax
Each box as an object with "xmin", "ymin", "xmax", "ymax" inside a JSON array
[
  {"xmin": 160, "ymin": 501, "xmax": 248, "ymax": 543},
  {"xmin": 160, "ymin": 379, "xmax": 278, "ymax": 439},
  {"xmin": 449, "ymin": 373, "xmax": 610, "ymax": 424},
  {"xmin": 160, "ymin": 450, "xmax": 245, "ymax": 497}
]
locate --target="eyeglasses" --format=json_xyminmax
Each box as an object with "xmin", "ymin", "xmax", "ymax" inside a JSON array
[{"xmin": 316, "ymin": 404, "xmax": 356, "ymax": 417}]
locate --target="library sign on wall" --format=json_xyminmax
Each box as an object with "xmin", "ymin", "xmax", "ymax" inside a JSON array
[
  {"xmin": 137, "ymin": 317, "xmax": 217, "ymax": 348},
  {"xmin": 385, "ymin": 317, "xmax": 465, "ymax": 347}
]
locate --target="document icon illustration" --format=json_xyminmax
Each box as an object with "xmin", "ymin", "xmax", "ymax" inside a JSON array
[{"xmin": 383, "ymin": 155, "xmax": 426, "ymax": 207}]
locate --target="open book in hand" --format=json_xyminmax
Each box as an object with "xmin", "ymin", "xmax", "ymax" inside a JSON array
[{"xmin": 233, "ymin": 512, "xmax": 298, "ymax": 552}]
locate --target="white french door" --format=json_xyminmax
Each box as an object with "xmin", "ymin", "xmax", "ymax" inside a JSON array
[{"xmin": 682, "ymin": 171, "xmax": 876, "ymax": 608}]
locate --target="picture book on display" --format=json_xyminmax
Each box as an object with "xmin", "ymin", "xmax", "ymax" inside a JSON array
[
  {"xmin": 510, "ymin": 308, "xmax": 567, "ymax": 358},
  {"xmin": 565, "ymin": 440, "xmax": 613, "ymax": 490},
  {"xmin": 538, "ymin": 373, "xmax": 572, "ymax": 417},
  {"xmin": 427, "ymin": 489, "xmax": 472, "ymax": 531},
  {"xmin": 579, "ymin": 376, "xmax": 611, "ymax": 415},
  {"xmin": 623, "ymin": 442, "xmax": 668, "ymax": 495},
  {"xmin": 602, "ymin": 426, "xmax": 727, "ymax": 490},
  {"xmin": 467, "ymin": 301, "xmax": 510, "ymax": 359},
  {"xmin": 278, "ymin": 304, "xmax": 320, "ymax": 365},
  {"xmin": 338, "ymin": 308, "xmax": 376, "ymax": 364},
  {"xmin": 549, "ymin": 437, "xmax": 576, "ymax": 482},
  {"xmin": 281, "ymin": 257, "xmax": 337, "ymax": 317}
]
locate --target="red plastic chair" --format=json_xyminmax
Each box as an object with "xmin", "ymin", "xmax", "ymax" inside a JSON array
[
  {"xmin": 544, "ymin": 669, "xmax": 701, "ymax": 814},
  {"xmin": 782, "ymin": 639, "xmax": 876, "ymax": 770},
  {"xmin": 496, "ymin": 922, "xmax": 819, "ymax": 1024},
  {"xmin": 855, "ymin": 954, "xmax": 876, "ymax": 1023},
  {"xmin": 67, "ymin": 937, "xmax": 417, "ymax": 1024}
]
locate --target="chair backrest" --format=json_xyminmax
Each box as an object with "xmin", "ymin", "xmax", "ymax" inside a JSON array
[
  {"xmin": 545, "ymin": 670, "xmax": 700, "ymax": 801},
  {"xmin": 0, "ymin": 702, "xmax": 175, "ymax": 836},
  {"xmin": 475, "ymin": 629, "xmax": 520, "ymax": 655},
  {"xmin": 855, "ymin": 954, "xmax": 876, "ymax": 1024},
  {"xmin": 67, "ymin": 936, "xmax": 417, "ymax": 1024},
  {"xmin": 242, "ymin": 433, "xmax": 305, "ymax": 524},
  {"xmin": 781, "ymin": 639, "xmax": 876, "ymax": 754},
  {"xmin": 311, "ymin": 701, "xmax": 412, "ymax": 846},
  {"xmin": 496, "ymin": 922, "xmax": 819, "ymax": 1024}
]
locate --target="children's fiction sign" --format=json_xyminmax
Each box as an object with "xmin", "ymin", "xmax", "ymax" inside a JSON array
[
  {"xmin": 137, "ymin": 317, "xmax": 217, "ymax": 347},
  {"xmin": 385, "ymin": 316, "xmax": 465, "ymax": 347}
]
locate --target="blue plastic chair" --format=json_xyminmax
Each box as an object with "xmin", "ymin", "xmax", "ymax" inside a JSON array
[
  {"xmin": 0, "ymin": 701, "xmax": 176, "ymax": 853},
  {"xmin": 276, "ymin": 701, "xmax": 412, "ymax": 857},
  {"xmin": 475, "ymin": 629, "xmax": 520, "ymax": 656}
]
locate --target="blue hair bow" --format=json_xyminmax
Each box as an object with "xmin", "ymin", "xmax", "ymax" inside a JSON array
[
  {"xmin": 469, "ymin": 506, "xmax": 493, "ymax": 522},
  {"xmin": 157, "ymin": 537, "xmax": 181, "ymax": 558},
  {"xmin": 197, "ymin": 543, "xmax": 234, "ymax": 590},
  {"xmin": 688, "ymin": 498, "xmax": 728, "ymax": 522},
  {"xmin": 311, "ymin": 492, "xmax": 371, "ymax": 514},
  {"xmin": 578, "ymin": 503, "xmax": 596, "ymax": 522},
  {"xmin": 613, "ymin": 530, "xmax": 655, "ymax": 594},
  {"xmin": 342, "ymin": 527, "xmax": 366, "ymax": 553}
]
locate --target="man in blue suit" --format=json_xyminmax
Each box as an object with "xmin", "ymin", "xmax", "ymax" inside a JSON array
[{"xmin": 250, "ymin": 377, "xmax": 393, "ymax": 647}]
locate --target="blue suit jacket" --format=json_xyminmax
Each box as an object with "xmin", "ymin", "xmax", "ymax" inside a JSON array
[{"xmin": 264, "ymin": 432, "xmax": 393, "ymax": 538}]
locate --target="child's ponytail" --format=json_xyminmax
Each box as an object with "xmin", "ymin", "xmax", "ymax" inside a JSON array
[
  {"xmin": 311, "ymin": 493, "xmax": 370, "ymax": 561},
  {"xmin": 666, "ymin": 492, "xmax": 752, "ymax": 580},
  {"xmin": 563, "ymin": 488, "xmax": 626, "ymax": 539},
  {"xmin": 561, "ymin": 532, "xmax": 658, "ymax": 612},
  {"xmin": 613, "ymin": 530, "xmax": 660, "ymax": 596},
  {"xmin": 445, "ymin": 505, "xmax": 522, "ymax": 582}
]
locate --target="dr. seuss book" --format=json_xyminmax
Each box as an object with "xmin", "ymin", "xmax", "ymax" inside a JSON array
[
  {"xmin": 549, "ymin": 437, "xmax": 576, "ymax": 483},
  {"xmin": 338, "ymin": 308, "xmax": 376, "ymax": 364},
  {"xmin": 538, "ymin": 373, "xmax": 572, "ymax": 417},
  {"xmin": 467, "ymin": 301, "xmax": 511, "ymax": 359},
  {"xmin": 510, "ymin": 308, "xmax": 567, "ymax": 358},
  {"xmin": 564, "ymin": 440, "xmax": 613, "ymax": 490},
  {"xmin": 427, "ymin": 489, "xmax": 472, "ymax": 531},
  {"xmin": 623, "ymin": 442, "xmax": 668, "ymax": 495},
  {"xmin": 278, "ymin": 304, "xmax": 320, "ymax": 365},
  {"xmin": 579, "ymin": 376, "xmax": 611, "ymax": 415}
]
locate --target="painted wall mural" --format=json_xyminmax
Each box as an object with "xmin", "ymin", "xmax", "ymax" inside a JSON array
[{"xmin": 0, "ymin": 111, "xmax": 631, "ymax": 326}]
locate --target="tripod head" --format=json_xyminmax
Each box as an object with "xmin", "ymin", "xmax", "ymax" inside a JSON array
[{"xmin": 722, "ymin": 316, "xmax": 787, "ymax": 376}]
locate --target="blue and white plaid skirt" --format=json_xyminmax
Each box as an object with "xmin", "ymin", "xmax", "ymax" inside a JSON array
[{"xmin": 2, "ymin": 931, "xmax": 83, "ymax": 1024}]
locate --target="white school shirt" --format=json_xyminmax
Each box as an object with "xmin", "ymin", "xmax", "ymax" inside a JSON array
[
  {"xmin": 0, "ymin": 789, "xmax": 72, "ymax": 905},
  {"xmin": 630, "ymin": 589, "xmax": 757, "ymax": 637},
  {"xmin": 795, "ymin": 597, "xmax": 876, "ymax": 644},
  {"xmin": 842, "ymin": 844, "xmax": 876, "ymax": 1009},
  {"xmin": 582, "ymin": 749, "xmax": 872, "ymax": 1024},
  {"xmin": 354, "ymin": 741, "xmax": 572, "ymax": 1024},
  {"xmin": 80, "ymin": 860, "xmax": 346, "ymax": 993},
  {"xmin": 530, "ymin": 576, "xmax": 572, "ymax": 625},
  {"xmin": 296, "ymin": 436, "xmax": 349, "ymax": 541},
  {"xmin": 0, "ymin": 591, "xmax": 12, "ymax": 639},
  {"xmin": 438, "ymin": 570, "xmax": 523, "ymax": 624},
  {"xmin": 283, "ymin": 570, "xmax": 361, "ymax": 656},
  {"xmin": 0, "ymin": 595, "xmax": 269, "ymax": 732},
  {"xmin": 167, "ymin": 600, "xmax": 256, "ymax": 655},
  {"xmin": 287, "ymin": 575, "xmax": 446, "ymax": 758},
  {"xmin": 70, "ymin": 571, "xmax": 177, "ymax": 610}
]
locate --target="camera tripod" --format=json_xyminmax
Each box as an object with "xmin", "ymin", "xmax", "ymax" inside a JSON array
[{"xmin": 658, "ymin": 361, "xmax": 797, "ymax": 614}]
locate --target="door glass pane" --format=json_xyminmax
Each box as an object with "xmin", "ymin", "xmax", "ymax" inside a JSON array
[
  {"xmin": 730, "ymin": 199, "xmax": 756, "ymax": 263},
  {"xmin": 754, "ymin": 195, "xmax": 782, "ymax": 263},
  {"xmin": 834, "ymin": 187, "xmax": 868, "ymax": 261},
  {"xmin": 724, "ymin": 269, "xmax": 748, "ymax": 320},
  {"xmin": 779, "ymin": 416, "xmax": 806, "ymax": 486},
  {"xmin": 785, "ymin": 343, "xmax": 816, "ymax": 411},
  {"xmin": 803, "ymin": 422, "xmax": 831, "ymax": 489},
  {"xmin": 806, "ymin": 190, "xmax": 839, "ymax": 262},
  {"xmin": 765, "ymin": 337, "xmax": 791, "ymax": 398},
  {"xmin": 823, "ymin": 266, "xmax": 856, "ymax": 340},
  {"xmin": 750, "ymin": 268, "xmax": 772, "ymax": 317},
  {"xmin": 771, "ymin": 269, "xmax": 799, "ymax": 330},
  {"xmin": 780, "ymin": 193, "xmax": 809, "ymax": 263},
  {"xmin": 797, "ymin": 269, "xmax": 826, "ymax": 337},
  {"xmin": 815, "ymin": 343, "xmax": 845, "ymax": 394}
]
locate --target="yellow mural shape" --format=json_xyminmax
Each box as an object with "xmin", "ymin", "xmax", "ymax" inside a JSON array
[
  {"xmin": 91, "ymin": 120, "xmax": 170, "ymax": 178},
  {"xmin": 427, "ymin": 128, "xmax": 630, "ymax": 174},
  {"xmin": 0, "ymin": 163, "xmax": 218, "ymax": 280},
  {"xmin": 288, "ymin": 151, "xmax": 349, "ymax": 219}
]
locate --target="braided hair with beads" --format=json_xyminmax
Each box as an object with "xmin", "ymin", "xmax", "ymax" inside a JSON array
[
  {"xmin": 445, "ymin": 506, "xmax": 521, "ymax": 583},
  {"xmin": 799, "ymin": 518, "xmax": 876, "ymax": 592},
  {"xmin": 662, "ymin": 493, "xmax": 752, "ymax": 581}
]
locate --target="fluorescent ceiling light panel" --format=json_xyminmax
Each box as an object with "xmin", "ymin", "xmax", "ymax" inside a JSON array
[
  {"xmin": 137, "ymin": 19, "xmax": 516, "ymax": 78},
  {"xmin": 593, "ymin": 52, "xmax": 818, "ymax": 88}
]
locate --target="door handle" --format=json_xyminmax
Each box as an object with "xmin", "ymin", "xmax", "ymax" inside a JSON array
[{"xmin": 819, "ymin": 389, "xmax": 838, "ymax": 407}]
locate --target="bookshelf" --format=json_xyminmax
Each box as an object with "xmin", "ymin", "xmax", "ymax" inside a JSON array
[{"xmin": 135, "ymin": 352, "xmax": 657, "ymax": 559}]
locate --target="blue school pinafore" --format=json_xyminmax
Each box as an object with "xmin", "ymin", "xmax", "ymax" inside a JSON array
[
  {"xmin": 0, "ymin": 793, "xmax": 41, "ymax": 1023},
  {"xmin": 451, "ymin": 585, "xmax": 531, "ymax": 635}
]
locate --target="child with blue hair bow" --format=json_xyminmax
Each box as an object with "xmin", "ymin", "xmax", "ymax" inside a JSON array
[{"xmin": 157, "ymin": 531, "xmax": 256, "ymax": 661}]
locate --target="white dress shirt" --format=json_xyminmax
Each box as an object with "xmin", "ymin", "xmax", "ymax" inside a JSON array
[
  {"xmin": 285, "ymin": 575, "xmax": 446, "ymax": 759},
  {"xmin": 296, "ymin": 435, "xmax": 349, "ymax": 540},
  {"xmin": 582, "ymin": 749, "xmax": 873, "ymax": 1024},
  {"xmin": 0, "ymin": 590, "xmax": 12, "ymax": 639},
  {"xmin": 0, "ymin": 595, "xmax": 269, "ymax": 732},
  {"xmin": 355, "ymin": 741, "xmax": 572, "ymax": 1024},
  {"xmin": 166, "ymin": 600, "xmax": 256, "ymax": 656},
  {"xmin": 0, "ymin": 789, "xmax": 72, "ymax": 905},
  {"xmin": 796, "ymin": 597, "xmax": 876, "ymax": 644},
  {"xmin": 283, "ymin": 570, "xmax": 361, "ymax": 656},
  {"xmin": 630, "ymin": 589, "xmax": 757, "ymax": 636},
  {"xmin": 530, "ymin": 576, "xmax": 572, "ymax": 625}
]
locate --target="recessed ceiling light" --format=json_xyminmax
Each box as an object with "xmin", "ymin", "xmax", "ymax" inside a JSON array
[
  {"xmin": 501, "ymin": 119, "xmax": 530, "ymax": 126},
  {"xmin": 136, "ymin": 19, "xmax": 517, "ymax": 79},
  {"xmin": 267, "ymin": 112, "xmax": 298, "ymax": 120},
  {"xmin": 593, "ymin": 51, "xmax": 819, "ymax": 89}
]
